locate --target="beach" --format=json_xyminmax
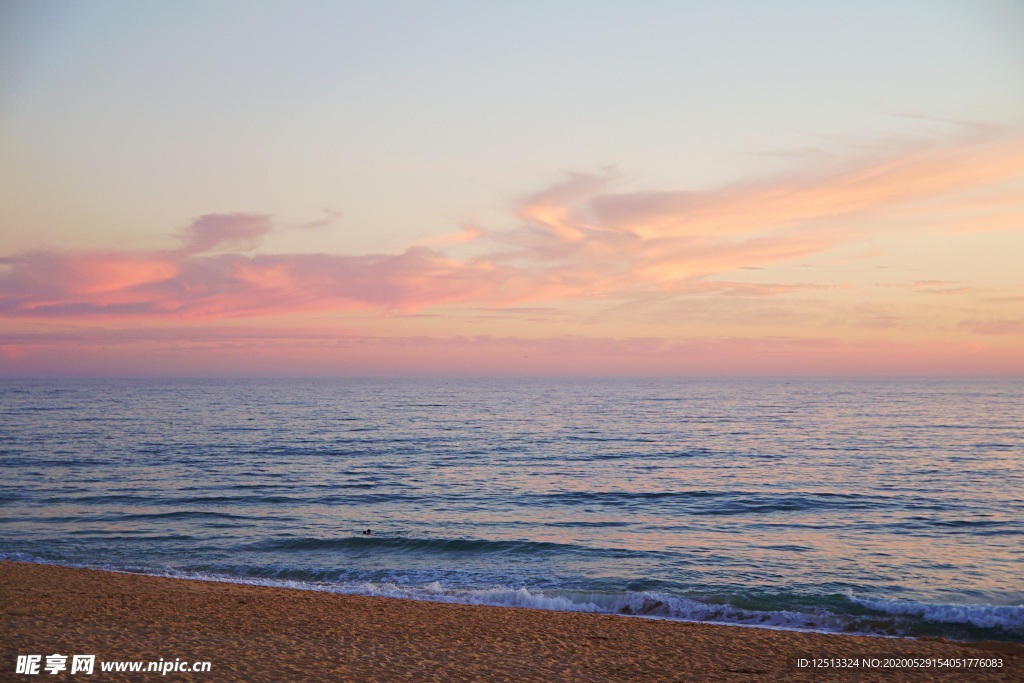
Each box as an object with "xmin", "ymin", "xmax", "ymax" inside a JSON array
[
  {"xmin": 2, "ymin": 562, "xmax": 1020, "ymax": 682},
  {"xmin": 5, "ymin": 1, "xmax": 1024, "ymax": 679}
]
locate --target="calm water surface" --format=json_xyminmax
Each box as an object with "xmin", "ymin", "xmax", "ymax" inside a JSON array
[{"xmin": 1, "ymin": 379, "xmax": 1021, "ymax": 641}]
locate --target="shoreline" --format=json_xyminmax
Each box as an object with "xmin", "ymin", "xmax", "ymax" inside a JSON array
[
  {"xmin": 7, "ymin": 555, "xmax": 1018, "ymax": 644},
  {"xmin": 2, "ymin": 561, "xmax": 1021, "ymax": 682}
]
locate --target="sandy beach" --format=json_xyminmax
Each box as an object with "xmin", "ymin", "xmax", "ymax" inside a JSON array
[{"xmin": 1, "ymin": 561, "xmax": 1019, "ymax": 682}]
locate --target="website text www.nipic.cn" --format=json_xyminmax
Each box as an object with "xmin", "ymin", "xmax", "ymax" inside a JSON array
[{"xmin": 15, "ymin": 654, "xmax": 212, "ymax": 676}]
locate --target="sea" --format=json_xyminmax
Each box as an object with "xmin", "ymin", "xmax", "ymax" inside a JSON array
[{"xmin": 1, "ymin": 378, "xmax": 1022, "ymax": 643}]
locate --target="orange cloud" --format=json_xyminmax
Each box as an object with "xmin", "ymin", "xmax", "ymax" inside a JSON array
[
  {"xmin": 589, "ymin": 135, "xmax": 1024, "ymax": 239},
  {"xmin": 413, "ymin": 223, "xmax": 486, "ymax": 249},
  {"xmin": 958, "ymin": 319, "xmax": 1024, "ymax": 336},
  {"xmin": 1, "ymin": 130, "xmax": 1022, "ymax": 322},
  {"xmin": 504, "ymin": 131, "xmax": 1024, "ymax": 291}
]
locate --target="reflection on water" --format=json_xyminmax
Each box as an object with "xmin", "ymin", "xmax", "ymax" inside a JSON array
[{"xmin": 1, "ymin": 378, "xmax": 1022, "ymax": 640}]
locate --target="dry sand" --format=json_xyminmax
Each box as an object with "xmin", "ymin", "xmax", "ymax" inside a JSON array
[{"xmin": 1, "ymin": 561, "xmax": 1020, "ymax": 682}]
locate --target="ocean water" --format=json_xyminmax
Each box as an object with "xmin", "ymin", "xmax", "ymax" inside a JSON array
[{"xmin": 1, "ymin": 378, "xmax": 1022, "ymax": 642}]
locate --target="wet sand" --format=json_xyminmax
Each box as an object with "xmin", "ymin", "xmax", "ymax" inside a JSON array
[{"xmin": 1, "ymin": 561, "xmax": 1020, "ymax": 682}]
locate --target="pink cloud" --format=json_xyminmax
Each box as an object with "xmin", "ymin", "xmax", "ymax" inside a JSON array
[
  {"xmin": 0, "ymin": 244, "xmax": 521, "ymax": 319},
  {"xmin": 1, "ymin": 130, "xmax": 1022, "ymax": 322},
  {"xmin": 3, "ymin": 328, "xmax": 1020, "ymax": 378}
]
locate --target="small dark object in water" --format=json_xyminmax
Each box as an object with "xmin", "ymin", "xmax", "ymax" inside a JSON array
[{"xmin": 361, "ymin": 528, "xmax": 372, "ymax": 536}]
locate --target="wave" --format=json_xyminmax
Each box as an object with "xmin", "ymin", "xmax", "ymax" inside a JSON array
[
  {"xmin": 3, "ymin": 555, "xmax": 1020, "ymax": 642},
  {"xmin": 168, "ymin": 578, "xmax": 1024, "ymax": 642},
  {"xmin": 242, "ymin": 534, "xmax": 644, "ymax": 559},
  {"xmin": 0, "ymin": 511, "xmax": 259, "ymax": 524},
  {"xmin": 45, "ymin": 492, "xmax": 422, "ymax": 507},
  {"xmin": 848, "ymin": 594, "xmax": 1024, "ymax": 632},
  {"xmin": 32, "ymin": 488, "xmax": 967, "ymax": 521},
  {"xmin": 523, "ymin": 490, "xmax": 899, "ymax": 515}
]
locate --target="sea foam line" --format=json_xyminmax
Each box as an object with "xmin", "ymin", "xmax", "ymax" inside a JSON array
[
  {"xmin": 848, "ymin": 593, "xmax": 1024, "ymax": 631},
  {"xmin": 4, "ymin": 554, "xmax": 1021, "ymax": 641}
]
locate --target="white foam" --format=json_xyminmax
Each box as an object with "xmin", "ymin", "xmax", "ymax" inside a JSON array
[
  {"xmin": 152, "ymin": 571, "xmax": 890, "ymax": 636},
  {"xmin": 6, "ymin": 555, "xmax": 1020, "ymax": 640},
  {"xmin": 848, "ymin": 594, "xmax": 1024, "ymax": 631}
]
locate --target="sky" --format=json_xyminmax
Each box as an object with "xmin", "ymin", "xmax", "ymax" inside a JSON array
[{"xmin": 1, "ymin": 0, "xmax": 1023, "ymax": 377}]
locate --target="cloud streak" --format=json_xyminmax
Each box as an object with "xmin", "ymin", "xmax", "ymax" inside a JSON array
[
  {"xmin": 502, "ymin": 131, "xmax": 1024, "ymax": 292},
  {"xmin": 4, "ymin": 327, "xmax": 1021, "ymax": 378},
  {"xmin": 1, "ymin": 130, "xmax": 1022, "ymax": 321}
]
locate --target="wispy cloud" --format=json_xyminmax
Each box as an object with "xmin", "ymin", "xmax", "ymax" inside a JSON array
[
  {"xmin": 1, "ymin": 130, "xmax": 1022, "ymax": 321},
  {"xmin": 0, "ymin": 245, "xmax": 518, "ymax": 319},
  {"xmin": 501, "ymin": 131, "xmax": 1024, "ymax": 293},
  {"xmin": 4, "ymin": 328, "xmax": 1020, "ymax": 378},
  {"xmin": 958, "ymin": 318, "xmax": 1024, "ymax": 336},
  {"xmin": 176, "ymin": 213, "xmax": 274, "ymax": 254}
]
